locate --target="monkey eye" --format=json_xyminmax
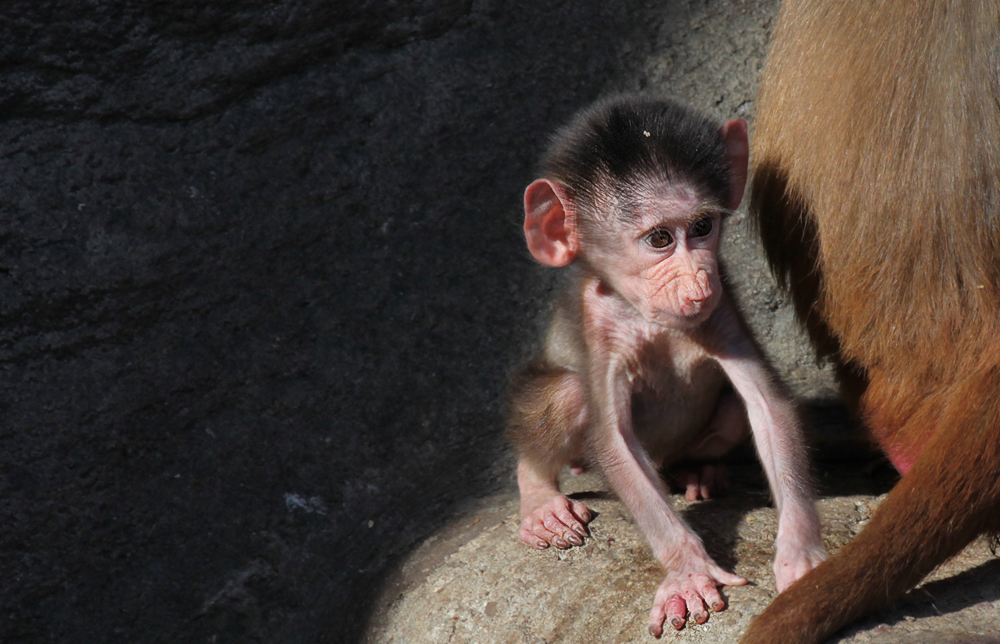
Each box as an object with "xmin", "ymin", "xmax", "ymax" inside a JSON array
[
  {"xmin": 689, "ymin": 217, "xmax": 714, "ymax": 238},
  {"xmin": 645, "ymin": 228, "xmax": 674, "ymax": 249}
]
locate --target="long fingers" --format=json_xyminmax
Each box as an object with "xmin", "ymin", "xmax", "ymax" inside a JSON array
[
  {"xmin": 518, "ymin": 518, "xmax": 558, "ymax": 549},
  {"xmin": 684, "ymin": 588, "xmax": 709, "ymax": 625},
  {"xmin": 556, "ymin": 499, "xmax": 591, "ymax": 536},
  {"xmin": 518, "ymin": 495, "xmax": 592, "ymax": 550},
  {"xmin": 647, "ymin": 570, "xmax": 746, "ymax": 637},
  {"xmin": 648, "ymin": 594, "xmax": 687, "ymax": 636},
  {"xmin": 709, "ymin": 563, "xmax": 748, "ymax": 587}
]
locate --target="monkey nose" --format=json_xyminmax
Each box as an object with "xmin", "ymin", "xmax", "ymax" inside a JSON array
[
  {"xmin": 681, "ymin": 272, "xmax": 712, "ymax": 305},
  {"xmin": 682, "ymin": 286, "xmax": 712, "ymax": 306},
  {"xmin": 679, "ymin": 297, "xmax": 704, "ymax": 317},
  {"xmin": 679, "ymin": 287, "xmax": 713, "ymax": 317}
]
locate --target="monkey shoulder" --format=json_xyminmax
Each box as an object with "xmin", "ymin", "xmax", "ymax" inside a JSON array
[{"xmin": 540, "ymin": 299, "xmax": 588, "ymax": 372}]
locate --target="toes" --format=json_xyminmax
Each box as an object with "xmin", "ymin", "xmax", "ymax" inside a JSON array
[
  {"xmin": 699, "ymin": 464, "xmax": 717, "ymax": 500},
  {"xmin": 649, "ymin": 569, "xmax": 739, "ymax": 635},
  {"xmin": 699, "ymin": 580, "xmax": 726, "ymax": 612},
  {"xmin": 710, "ymin": 565, "xmax": 748, "ymax": 587},
  {"xmin": 684, "ymin": 472, "xmax": 701, "ymax": 501},
  {"xmin": 520, "ymin": 513, "xmax": 567, "ymax": 549},
  {"xmin": 647, "ymin": 596, "xmax": 667, "ymax": 637},
  {"xmin": 569, "ymin": 499, "xmax": 592, "ymax": 525},
  {"xmin": 665, "ymin": 595, "xmax": 687, "ymax": 630},
  {"xmin": 519, "ymin": 496, "xmax": 594, "ymax": 550},
  {"xmin": 552, "ymin": 506, "xmax": 586, "ymax": 544},
  {"xmin": 518, "ymin": 520, "xmax": 554, "ymax": 549},
  {"xmin": 683, "ymin": 589, "xmax": 708, "ymax": 624},
  {"xmin": 673, "ymin": 464, "xmax": 730, "ymax": 501},
  {"xmin": 648, "ymin": 593, "xmax": 686, "ymax": 637},
  {"xmin": 542, "ymin": 512, "xmax": 583, "ymax": 549},
  {"xmin": 518, "ymin": 530, "xmax": 548, "ymax": 549}
]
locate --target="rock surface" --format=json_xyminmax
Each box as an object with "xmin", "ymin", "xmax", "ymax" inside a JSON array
[
  {"xmin": 369, "ymin": 466, "xmax": 1000, "ymax": 644},
  {"xmin": 0, "ymin": 1, "xmax": 993, "ymax": 644}
]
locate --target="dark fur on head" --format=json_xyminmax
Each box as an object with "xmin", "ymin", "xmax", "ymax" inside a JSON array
[{"xmin": 541, "ymin": 95, "xmax": 731, "ymax": 217}]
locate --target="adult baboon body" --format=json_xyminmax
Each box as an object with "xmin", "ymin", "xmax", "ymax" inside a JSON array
[{"xmin": 744, "ymin": 1, "xmax": 1000, "ymax": 642}]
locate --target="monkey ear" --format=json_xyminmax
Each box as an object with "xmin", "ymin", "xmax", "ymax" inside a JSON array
[
  {"xmin": 720, "ymin": 119, "xmax": 749, "ymax": 210},
  {"xmin": 523, "ymin": 178, "xmax": 579, "ymax": 267}
]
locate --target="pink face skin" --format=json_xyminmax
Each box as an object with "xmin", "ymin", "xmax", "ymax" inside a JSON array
[{"xmin": 595, "ymin": 185, "xmax": 723, "ymax": 329}]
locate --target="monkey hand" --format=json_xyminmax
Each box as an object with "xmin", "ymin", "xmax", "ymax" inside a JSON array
[
  {"xmin": 647, "ymin": 539, "xmax": 748, "ymax": 637},
  {"xmin": 518, "ymin": 493, "xmax": 591, "ymax": 550},
  {"xmin": 773, "ymin": 532, "xmax": 827, "ymax": 592}
]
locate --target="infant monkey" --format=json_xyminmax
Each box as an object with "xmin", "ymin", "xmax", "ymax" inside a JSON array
[{"xmin": 506, "ymin": 95, "xmax": 826, "ymax": 636}]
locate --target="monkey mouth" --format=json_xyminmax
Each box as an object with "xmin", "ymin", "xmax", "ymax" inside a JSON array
[
  {"xmin": 680, "ymin": 308, "xmax": 713, "ymax": 326},
  {"xmin": 648, "ymin": 304, "xmax": 714, "ymax": 329},
  {"xmin": 648, "ymin": 290, "xmax": 720, "ymax": 328},
  {"xmin": 680, "ymin": 300, "xmax": 708, "ymax": 318}
]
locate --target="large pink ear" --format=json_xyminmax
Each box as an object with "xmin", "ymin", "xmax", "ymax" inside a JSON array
[
  {"xmin": 720, "ymin": 118, "xmax": 749, "ymax": 210},
  {"xmin": 523, "ymin": 178, "xmax": 578, "ymax": 267}
]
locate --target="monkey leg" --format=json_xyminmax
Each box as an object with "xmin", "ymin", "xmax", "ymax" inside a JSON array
[
  {"xmin": 740, "ymin": 369, "xmax": 1000, "ymax": 644},
  {"xmin": 667, "ymin": 391, "xmax": 750, "ymax": 501},
  {"xmin": 516, "ymin": 459, "xmax": 591, "ymax": 550},
  {"xmin": 506, "ymin": 364, "xmax": 591, "ymax": 550}
]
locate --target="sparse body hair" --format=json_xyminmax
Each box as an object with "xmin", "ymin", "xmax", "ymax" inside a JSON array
[
  {"xmin": 507, "ymin": 94, "xmax": 826, "ymax": 636},
  {"xmin": 743, "ymin": 1, "xmax": 1000, "ymax": 643}
]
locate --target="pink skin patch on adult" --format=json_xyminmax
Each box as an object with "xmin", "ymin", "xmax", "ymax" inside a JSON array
[{"xmin": 885, "ymin": 442, "xmax": 919, "ymax": 476}]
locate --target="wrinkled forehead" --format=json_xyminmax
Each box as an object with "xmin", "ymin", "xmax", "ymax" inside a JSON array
[{"xmin": 613, "ymin": 177, "xmax": 720, "ymax": 225}]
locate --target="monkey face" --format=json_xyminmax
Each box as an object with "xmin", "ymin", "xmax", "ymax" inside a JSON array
[{"xmin": 601, "ymin": 190, "xmax": 723, "ymax": 329}]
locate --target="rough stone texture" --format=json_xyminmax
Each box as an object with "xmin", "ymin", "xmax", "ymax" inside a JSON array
[
  {"xmin": 8, "ymin": 1, "xmax": 990, "ymax": 644},
  {"xmin": 369, "ymin": 467, "xmax": 1000, "ymax": 644}
]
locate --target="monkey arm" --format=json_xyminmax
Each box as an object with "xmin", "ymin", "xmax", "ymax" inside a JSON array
[
  {"xmin": 711, "ymin": 312, "xmax": 827, "ymax": 591},
  {"xmin": 588, "ymin": 358, "xmax": 747, "ymax": 634},
  {"xmin": 591, "ymin": 372, "xmax": 700, "ymax": 560}
]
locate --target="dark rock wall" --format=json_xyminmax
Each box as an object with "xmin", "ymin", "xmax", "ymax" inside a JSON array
[{"xmin": 0, "ymin": 1, "xmax": 734, "ymax": 642}]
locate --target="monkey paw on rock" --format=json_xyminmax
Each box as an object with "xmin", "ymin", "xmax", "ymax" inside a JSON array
[
  {"xmin": 773, "ymin": 537, "xmax": 828, "ymax": 592},
  {"xmin": 647, "ymin": 546, "xmax": 748, "ymax": 637},
  {"xmin": 518, "ymin": 494, "xmax": 591, "ymax": 550}
]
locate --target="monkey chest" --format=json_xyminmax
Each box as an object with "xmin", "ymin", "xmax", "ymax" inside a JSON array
[{"xmin": 629, "ymin": 349, "xmax": 726, "ymax": 463}]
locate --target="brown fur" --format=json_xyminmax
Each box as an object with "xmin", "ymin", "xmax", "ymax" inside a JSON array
[
  {"xmin": 744, "ymin": 1, "xmax": 1000, "ymax": 642},
  {"xmin": 505, "ymin": 360, "xmax": 587, "ymax": 465}
]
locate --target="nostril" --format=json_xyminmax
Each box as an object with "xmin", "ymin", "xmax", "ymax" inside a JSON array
[
  {"xmin": 683, "ymin": 288, "xmax": 711, "ymax": 305},
  {"xmin": 680, "ymin": 300, "xmax": 702, "ymax": 318}
]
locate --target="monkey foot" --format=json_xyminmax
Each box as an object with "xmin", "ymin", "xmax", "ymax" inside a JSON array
[
  {"xmin": 646, "ymin": 549, "xmax": 747, "ymax": 637},
  {"xmin": 774, "ymin": 533, "xmax": 828, "ymax": 592},
  {"xmin": 518, "ymin": 494, "xmax": 592, "ymax": 550},
  {"xmin": 667, "ymin": 463, "xmax": 729, "ymax": 501}
]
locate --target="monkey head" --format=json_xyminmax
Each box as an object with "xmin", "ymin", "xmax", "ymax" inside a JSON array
[{"xmin": 523, "ymin": 98, "xmax": 747, "ymax": 330}]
